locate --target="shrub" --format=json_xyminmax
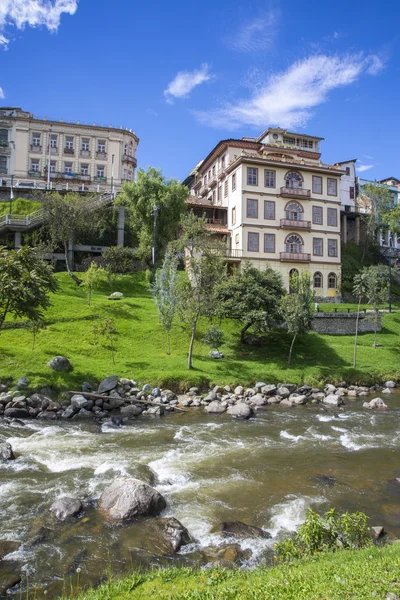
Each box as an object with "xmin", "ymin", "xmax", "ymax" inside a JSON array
[
  {"xmin": 102, "ymin": 246, "xmax": 136, "ymax": 274},
  {"xmin": 202, "ymin": 326, "xmax": 224, "ymax": 351},
  {"xmin": 275, "ymin": 508, "xmax": 371, "ymax": 561}
]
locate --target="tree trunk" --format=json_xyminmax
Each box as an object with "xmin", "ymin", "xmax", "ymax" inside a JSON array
[
  {"xmin": 373, "ymin": 311, "xmax": 377, "ymax": 348},
  {"xmin": 188, "ymin": 315, "xmax": 199, "ymax": 370},
  {"xmin": 353, "ymin": 295, "xmax": 362, "ymax": 368},
  {"xmin": 240, "ymin": 322, "xmax": 251, "ymax": 343},
  {"xmin": 167, "ymin": 330, "xmax": 171, "ymax": 356},
  {"xmin": 288, "ymin": 333, "xmax": 297, "ymax": 366},
  {"xmin": 64, "ymin": 242, "xmax": 82, "ymax": 285}
]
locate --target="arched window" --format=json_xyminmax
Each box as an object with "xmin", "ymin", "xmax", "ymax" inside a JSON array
[
  {"xmin": 285, "ymin": 171, "xmax": 303, "ymax": 189},
  {"xmin": 285, "ymin": 202, "xmax": 303, "ymax": 221},
  {"xmin": 285, "ymin": 234, "xmax": 303, "ymax": 254},
  {"xmin": 328, "ymin": 273, "xmax": 337, "ymax": 289},
  {"xmin": 313, "ymin": 272, "xmax": 323, "ymax": 288}
]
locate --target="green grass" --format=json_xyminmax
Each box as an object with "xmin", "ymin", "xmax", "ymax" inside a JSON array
[
  {"xmin": 0, "ymin": 198, "xmax": 41, "ymax": 216},
  {"xmin": 1, "ymin": 272, "xmax": 400, "ymax": 392},
  {"xmin": 63, "ymin": 545, "xmax": 400, "ymax": 600}
]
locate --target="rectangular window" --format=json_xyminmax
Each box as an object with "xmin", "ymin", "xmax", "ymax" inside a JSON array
[
  {"xmin": 50, "ymin": 161, "xmax": 56, "ymax": 173},
  {"xmin": 64, "ymin": 162, "xmax": 73, "ymax": 173},
  {"xmin": 50, "ymin": 134, "xmax": 57, "ymax": 148},
  {"xmin": 81, "ymin": 139, "xmax": 90, "ymax": 151},
  {"xmin": 264, "ymin": 233, "xmax": 275, "ymax": 253},
  {"xmin": 264, "ymin": 200, "xmax": 275, "ymax": 220},
  {"xmin": 212, "ymin": 165, "xmax": 216, "ymax": 176},
  {"xmin": 232, "ymin": 173, "xmax": 236, "ymax": 191},
  {"xmin": 235, "ymin": 233, "xmax": 239, "ymax": 246},
  {"xmin": 31, "ymin": 159, "xmax": 40, "ymax": 172},
  {"xmin": 65, "ymin": 137, "xmax": 74, "ymax": 150},
  {"xmin": 97, "ymin": 166, "xmax": 105, "ymax": 178},
  {"xmin": 212, "ymin": 191, "xmax": 216, "ymax": 203},
  {"xmin": 284, "ymin": 137, "xmax": 295, "ymax": 145},
  {"xmin": 264, "ymin": 169, "xmax": 275, "ymax": 188},
  {"xmin": 224, "ymin": 180, "xmax": 228, "ymax": 197},
  {"xmin": 328, "ymin": 239, "xmax": 338, "ymax": 257},
  {"xmin": 312, "ymin": 206, "xmax": 323, "ymax": 225},
  {"xmin": 217, "ymin": 185, "xmax": 221, "ymax": 202},
  {"xmin": 327, "ymin": 208, "xmax": 338, "ymax": 227},
  {"xmin": 32, "ymin": 133, "xmax": 41, "ymax": 146},
  {"xmin": 221, "ymin": 155, "xmax": 226, "ymax": 168},
  {"xmin": 345, "ymin": 167, "xmax": 350, "ymax": 176},
  {"xmin": 246, "ymin": 198, "xmax": 258, "ymax": 218},
  {"xmin": 204, "ymin": 174, "xmax": 207, "ymax": 184},
  {"xmin": 97, "ymin": 140, "xmax": 106, "ymax": 153},
  {"xmin": 247, "ymin": 167, "xmax": 258, "ymax": 186},
  {"xmin": 312, "ymin": 176, "xmax": 322, "ymax": 194},
  {"xmin": 350, "ymin": 186, "xmax": 355, "ymax": 199},
  {"xmin": 327, "ymin": 178, "xmax": 337, "ymax": 196},
  {"xmin": 81, "ymin": 164, "xmax": 89, "ymax": 175},
  {"xmin": 313, "ymin": 238, "xmax": 323, "ymax": 256},
  {"xmin": 232, "ymin": 206, "xmax": 236, "ymax": 225},
  {"xmin": 248, "ymin": 232, "xmax": 259, "ymax": 252}
]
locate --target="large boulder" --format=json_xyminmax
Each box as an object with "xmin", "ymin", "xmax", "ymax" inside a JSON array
[
  {"xmin": 260, "ymin": 384, "xmax": 277, "ymax": 395},
  {"xmin": 149, "ymin": 517, "xmax": 192, "ymax": 553},
  {"xmin": 204, "ymin": 401, "xmax": 226, "ymax": 414},
  {"xmin": 290, "ymin": 394, "xmax": 308, "ymax": 405},
  {"xmin": 227, "ymin": 403, "xmax": 253, "ymax": 419},
  {"xmin": 4, "ymin": 408, "xmax": 29, "ymax": 418},
  {"xmin": 98, "ymin": 376, "xmax": 119, "ymax": 394},
  {"xmin": 50, "ymin": 497, "xmax": 82, "ymax": 521},
  {"xmin": 0, "ymin": 443, "xmax": 15, "ymax": 461},
  {"xmin": 385, "ymin": 381, "xmax": 396, "ymax": 389},
  {"xmin": 99, "ymin": 478, "xmax": 166, "ymax": 521},
  {"xmin": 216, "ymin": 521, "xmax": 271, "ymax": 540},
  {"xmin": 322, "ymin": 394, "xmax": 343, "ymax": 407},
  {"xmin": 363, "ymin": 397, "xmax": 387, "ymax": 410},
  {"xmin": 70, "ymin": 394, "xmax": 90, "ymax": 409},
  {"xmin": 121, "ymin": 405, "xmax": 142, "ymax": 418},
  {"xmin": 47, "ymin": 356, "xmax": 72, "ymax": 372}
]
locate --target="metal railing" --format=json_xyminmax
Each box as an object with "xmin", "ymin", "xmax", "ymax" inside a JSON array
[
  {"xmin": 226, "ymin": 249, "xmax": 242, "ymax": 258},
  {"xmin": 280, "ymin": 218, "xmax": 311, "ymax": 229},
  {"xmin": 280, "ymin": 186, "xmax": 311, "ymax": 199},
  {"xmin": 205, "ymin": 218, "xmax": 226, "ymax": 225},
  {"xmin": 280, "ymin": 252, "xmax": 311, "ymax": 262}
]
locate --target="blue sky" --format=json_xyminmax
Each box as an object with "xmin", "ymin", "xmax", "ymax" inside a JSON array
[{"xmin": 0, "ymin": 0, "xmax": 398, "ymax": 181}]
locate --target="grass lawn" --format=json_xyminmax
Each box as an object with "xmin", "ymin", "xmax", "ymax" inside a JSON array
[
  {"xmin": 1, "ymin": 272, "xmax": 400, "ymax": 391},
  {"xmin": 63, "ymin": 545, "xmax": 400, "ymax": 600}
]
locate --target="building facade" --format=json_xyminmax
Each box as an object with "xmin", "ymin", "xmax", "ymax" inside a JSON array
[
  {"xmin": 0, "ymin": 107, "xmax": 139, "ymax": 194},
  {"xmin": 185, "ymin": 127, "xmax": 343, "ymax": 298}
]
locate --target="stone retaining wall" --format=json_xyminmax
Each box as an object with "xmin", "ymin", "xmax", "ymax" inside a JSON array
[{"xmin": 312, "ymin": 313, "xmax": 381, "ymax": 335}]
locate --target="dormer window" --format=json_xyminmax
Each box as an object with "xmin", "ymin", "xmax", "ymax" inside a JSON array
[{"xmin": 285, "ymin": 172, "xmax": 303, "ymax": 189}]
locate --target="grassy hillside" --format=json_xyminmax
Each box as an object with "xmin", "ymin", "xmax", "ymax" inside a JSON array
[
  {"xmin": 63, "ymin": 545, "xmax": 400, "ymax": 600},
  {"xmin": 1, "ymin": 272, "xmax": 400, "ymax": 391}
]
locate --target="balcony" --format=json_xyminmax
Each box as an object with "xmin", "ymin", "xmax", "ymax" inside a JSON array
[
  {"xmin": 30, "ymin": 144, "xmax": 42, "ymax": 153},
  {"xmin": 208, "ymin": 174, "xmax": 217, "ymax": 188},
  {"xmin": 64, "ymin": 147, "xmax": 75, "ymax": 155},
  {"xmin": 280, "ymin": 186, "xmax": 311, "ymax": 199},
  {"xmin": 94, "ymin": 176, "xmax": 106, "ymax": 183},
  {"xmin": 280, "ymin": 218, "xmax": 311, "ymax": 230},
  {"xmin": 28, "ymin": 170, "xmax": 42, "ymax": 178},
  {"xmin": 122, "ymin": 154, "xmax": 137, "ymax": 167},
  {"xmin": 96, "ymin": 151, "xmax": 107, "ymax": 160},
  {"xmin": 226, "ymin": 249, "xmax": 242, "ymax": 259},
  {"xmin": 199, "ymin": 184, "xmax": 210, "ymax": 197},
  {"xmin": 205, "ymin": 218, "xmax": 226, "ymax": 225},
  {"xmin": 280, "ymin": 252, "xmax": 311, "ymax": 262},
  {"xmin": 80, "ymin": 149, "xmax": 91, "ymax": 157}
]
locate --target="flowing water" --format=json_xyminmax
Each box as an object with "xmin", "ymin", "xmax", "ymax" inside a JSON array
[{"xmin": 2, "ymin": 394, "xmax": 400, "ymax": 598}]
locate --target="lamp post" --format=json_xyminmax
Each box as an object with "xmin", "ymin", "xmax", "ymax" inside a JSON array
[
  {"xmin": 152, "ymin": 205, "xmax": 158, "ymax": 280},
  {"xmin": 9, "ymin": 140, "xmax": 15, "ymax": 214},
  {"xmin": 46, "ymin": 126, "xmax": 52, "ymax": 190}
]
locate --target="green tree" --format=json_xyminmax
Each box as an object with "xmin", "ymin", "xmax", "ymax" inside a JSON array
[
  {"xmin": 359, "ymin": 265, "xmax": 389, "ymax": 348},
  {"xmin": 360, "ymin": 183, "xmax": 395, "ymax": 260},
  {"xmin": 352, "ymin": 272, "xmax": 368, "ymax": 368},
  {"xmin": 153, "ymin": 250, "xmax": 179, "ymax": 355},
  {"xmin": 174, "ymin": 213, "xmax": 225, "ymax": 369},
  {"xmin": 92, "ymin": 315, "xmax": 117, "ymax": 364},
  {"xmin": 202, "ymin": 325, "xmax": 224, "ymax": 352},
  {"xmin": 118, "ymin": 167, "xmax": 187, "ymax": 267},
  {"xmin": 0, "ymin": 246, "xmax": 58, "ymax": 331},
  {"xmin": 280, "ymin": 272, "xmax": 314, "ymax": 366},
  {"xmin": 28, "ymin": 319, "xmax": 47, "ymax": 351},
  {"xmin": 216, "ymin": 261, "xmax": 285, "ymax": 343},
  {"xmin": 81, "ymin": 262, "xmax": 106, "ymax": 306}
]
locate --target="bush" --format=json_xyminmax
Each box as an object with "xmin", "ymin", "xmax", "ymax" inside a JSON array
[
  {"xmin": 102, "ymin": 246, "xmax": 136, "ymax": 274},
  {"xmin": 202, "ymin": 326, "xmax": 224, "ymax": 350},
  {"xmin": 275, "ymin": 509, "xmax": 371, "ymax": 561}
]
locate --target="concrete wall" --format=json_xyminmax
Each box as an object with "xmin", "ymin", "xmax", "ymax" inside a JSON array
[{"xmin": 312, "ymin": 313, "xmax": 381, "ymax": 335}]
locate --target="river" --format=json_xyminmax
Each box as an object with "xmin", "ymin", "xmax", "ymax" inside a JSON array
[{"xmin": 1, "ymin": 393, "xmax": 400, "ymax": 598}]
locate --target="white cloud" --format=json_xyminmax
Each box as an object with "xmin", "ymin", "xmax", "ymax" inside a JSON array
[
  {"xmin": 229, "ymin": 10, "xmax": 280, "ymax": 53},
  {"xmin": 358, "ymin": 164, "xmax": 374, "ymax": 173},
  {"xmin": 195, "ymin": 53, "xmax": 385, "ymax": 130},
  {"xmin": 164, "ymin": 64, "xmax": 214, "ymax": 104},
  {"xmin": 0, "ymin": 0, "xmax": 78, "ymax": 48},
  {"xmin": 0, "ymin": 87, "xmax": 3, "ymax": 98}
]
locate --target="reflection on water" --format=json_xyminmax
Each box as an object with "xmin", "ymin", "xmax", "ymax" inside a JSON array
[{"xmin": 1, "ymin": 393, "xmax": 400, "ymax": 597}]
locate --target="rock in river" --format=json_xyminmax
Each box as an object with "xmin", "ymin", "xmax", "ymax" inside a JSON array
[
  {"xmin": 99, "ymin": 477, "xmax": 166, "ymax": 521},
  {"xmin": 204, "ymin": 401, "xmax": 226, "ymax": 414},
  {"xmin": 216, "ymin": 521, "xmax": 271, "ymax": 540},
  {"xmin": 50, "ymin": 497, "xmax": 82, "ymax": 521},
  {"xmin": 227, "ymin": 403, "xmax": 253, "ymax": 419},
  {"xmin": 0, "ymin": 442, "xmax": 15, "ymax": 461},
  {"xmin": 149, "ymin": 517, "xmax": 192, "ymax": 553}
]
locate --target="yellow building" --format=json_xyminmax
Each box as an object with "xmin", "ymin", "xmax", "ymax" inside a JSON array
[
  {"xmin": 0, "ymin": 106, "xmax": 139, "ymax": 194},
  {"xmin": 185, "ymin": 127, "xmax": 342, "ymax": 298}
]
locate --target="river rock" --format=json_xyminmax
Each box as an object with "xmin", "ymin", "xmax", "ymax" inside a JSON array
[
  {"xmin": 297, "ymin": 385, "xmax": 312, "ymax": 395},
  {"xmin": 61, "ymin": 405, "xmax": 78, "ymax": 419},
  {"xmin": 250, "ymin": 394, "xmax": 267, "ymax": 406},
  {"xmin": 0, "ymin": 443, "xmax": 15, "ymax": 461},
  {"xmin": 216, "ymin": 521, "xmax": 271, "ymax": 540},
  {"xmin": 108, "ymin": 396, "xmax": 125, "ymax": 409},
  {"xmin": 98, "ymin": 376, "xmax": 119, "ymax": 394},
  {"xmin": 70, "ymin": 394, "xmax": 89, "ymax": 409},
  {"xmin": 324, "ymin": 384, "xmax": 336, "ymax": 394},
  {"xmin": 200, "ymin": 543, "xmax": 251, "ymax": 566},
  {"xmin": 280, "ymin": 399, "xmax": 295, "ymax": 407},
  {"xmin": 4, "ymin": 408, "xmax": 29, "ymax": 418},
  {"xmin": 149, "ymin": 517, "xmax": 192, "ymax": 553},
  {"xmin": 227, "ymin": 403, "xmax": 253, "ymax": 419},
  {"xmin": 261, "ymin": 384, "xmax": 277, "ymax": 395},
  {"xmin": 76, "ymin": 408, "xmax": 92, "ymax": 419},
  {"xmin": 147, "ymin": 405, "xmax": 165, "ymax": 416},
  {"xmin": 0, "ymin": 564, "xmax": 21, "ymax": 596},
  {"xmin": 322, "ymin": 394, "xmax": 343, "ymax": 407},
  {"xmin": 28, "ymin": 394, "xmax": 51, "ymax": 408},
  {"xmin": 255, "ymin": 382, "xmax": 267, "ymax": 391},
  {"xmin": 277, "ymin": 386, "xmax": 290, "ymax": 398},
  {"xmin": 382, "ymin": 388, "xmax": 392, "ymax": 394},
  {"xmin": 370, "ymin": 526, "xmax": 385, "ymax": 539},
  {"xmin": 204, "ymin": 401, "xmax": 226, "ymax": 414},
  {"xmin": 290, "ymin": 394, "xmax": 308, "ymax": 405},
  {"xmin": 268, "ymin": 395, "xmax": 282, "ymax": 404},
  {"xmin": 37, "ymin": 410, "xmax": 57, "ymax": 420},
  {"xmin": 385, "ymin": 381, "xmax": 396, "ymax": 389},
  {"xmin": 121, "ymin": 405, "xmax": 142, "ymax": 418},
  {"xmin": 0, "ymin": 541, "xmax": 19, "ymax": 559},
  {"xmin": 50, "ymin": 497, "xmax": 82, "ymax": 521},
  {"xmin": 17, "ymin": 376, "xmax": 29, "ymax": 389},
  {"xmin": 234, "ymin": 386, "xmax": 244, "ymax": 396},
  {"xmin": 279, "ymin": 383, "xmax": 297, "ymax": 393},
  {"xmin": 363, "ymin": 397, "xmax": 387, "ymax": 410},
  {"xmin": 99, "ymin": 477, "xmax": 167, "ymax": 520},
  {"xmin": 48, "ymin": 356, "xmax": 72, "ymax": 372}
]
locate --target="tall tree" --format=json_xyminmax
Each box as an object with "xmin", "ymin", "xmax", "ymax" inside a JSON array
[
  {"xmin": 359, "ymin": 183, "xmax": 395, "ymax": 260},
  {"xmin": 216, "ymin": 261, "xmax": 285, "ymax": 343},
  {"xmin": 173, "ymin": 213, "xmax": 225, "ymax": 370},
  {"xmin": 358, "ymin": 265, "xmax": 389, "ymax": 348},
  {"xmin": 153, "ymin": 250, "xmax": 179, "ymax": 355},
  {"xmin": 81, "ymin": 262, "xmax": 106, "ymax": 306},
  {"xmin": 0, "ymin": 246, "xmax": 58, "ymax": 331},
  {"xmin": 280, "ymin": 272, "xmax": 314, "ymax": 366},
  {"xmin": 118, "ymin": 167, "xmax": 187, "ymax": 267}
]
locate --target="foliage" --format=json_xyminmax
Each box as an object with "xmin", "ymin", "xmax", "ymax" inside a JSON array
[
  {"xmin": 356, "ymin": 265, "xmax": 389, "ymax": 347},
  {"xmin": 359, "ymin": 182, "xmax": 395, "ymax": 260},
  {"xmin": 0, "ymin": 198, "xmax": 41, "ymax": 216},
  {"xmin": 216, "ymin": 261, "xmax": 285, "ymax": 342},
  {"xmin": 341, "ymin": 242, "xmax": 381, "ymax": 296},
  {"xmin": 275, "ymin": 508, "xmax": 371, "ymax": 561},
  {"xmin": 173, "ymin": 213, "xmax": 226, "ymax": 369},
  {"xmin": 91, "ymin": 315, "xmax": 117, "ymax": 364},
  {"xmin": 81, "ymin": 262, "xmax": 106, "ymax": 306},
  {"xmin": 280, "ymin": 272, "xmax": 314, "ymax": 365},
  {"xmin": 102, "ymin": 246, "xmax": 136, "ymax": 274},
  {"xmin": 153, "ymin": 250, "xmax": 179, "ymax": 355},
  {"xmin": 118, "ymin": 167, "xmax": 187, "ymax": 267},
  {"xmin": 202, "ymin": 325, "xmax": 224, "ymax": 350},
  {"xmin": 352, "ymin": 271, "xmax": 368, "ymax": 368},
  {"xmin": 0, "ymin": 246, "xmax": 58, "ymax": 331}
]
